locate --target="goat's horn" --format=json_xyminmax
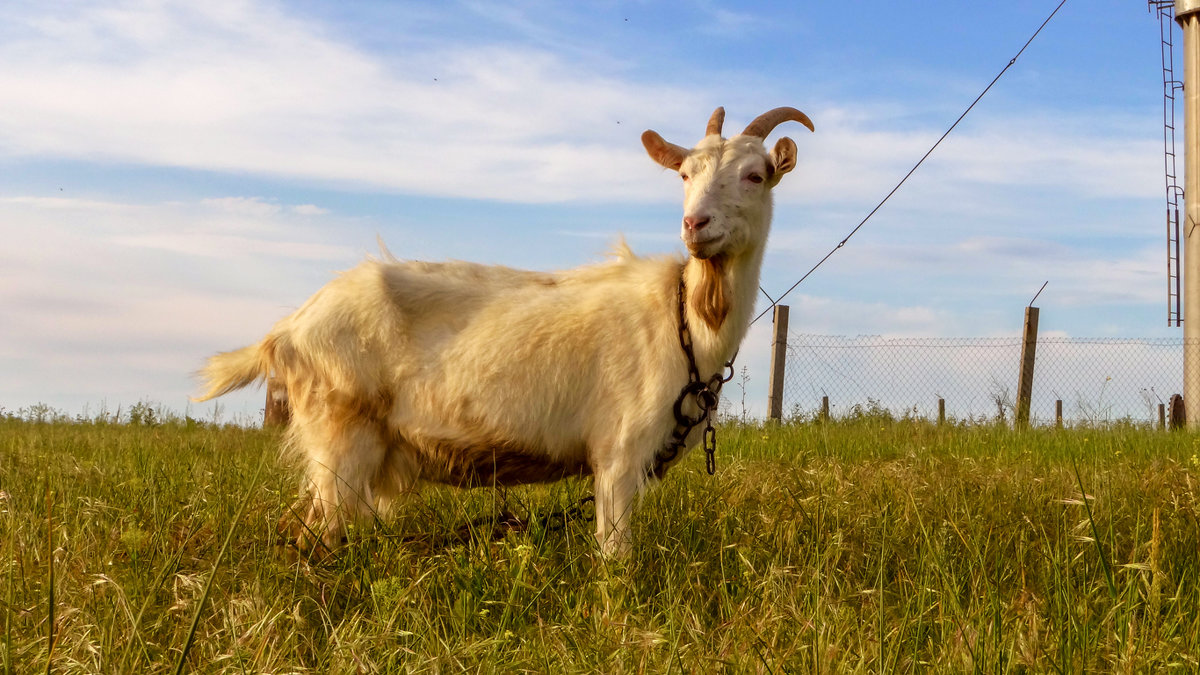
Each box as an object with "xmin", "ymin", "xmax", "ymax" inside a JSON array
[
  {"xmin": 740, "ymin": 107, "xmax": 815, "ymax": 138},
  {"xmin": 706, "ymin": 107, "xmax": 725, "ymax": 136}
]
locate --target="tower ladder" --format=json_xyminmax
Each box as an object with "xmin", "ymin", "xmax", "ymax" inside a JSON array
[{"xmin": 1153, "ymin": 0, "xmax": 1185, "ymax": 326}]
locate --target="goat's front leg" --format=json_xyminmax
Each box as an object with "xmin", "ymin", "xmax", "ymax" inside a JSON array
[{"xmin": 592, "ymin": 458, "xmax": 646, "ymax": 557}]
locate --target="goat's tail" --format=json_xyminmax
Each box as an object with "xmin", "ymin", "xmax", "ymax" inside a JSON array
[{"xmin": 193, "ymin": 336, "xmax": 277, "ymax": 402}]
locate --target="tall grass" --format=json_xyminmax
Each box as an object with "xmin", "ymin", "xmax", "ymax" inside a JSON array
[{"xmin": 2, "ymin": 412, "xmax": 1199, "ymax": 672}]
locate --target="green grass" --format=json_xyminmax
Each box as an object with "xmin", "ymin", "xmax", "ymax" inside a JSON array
[{"xmin": 3, "ymin": 412, "xmax": 1200, "ymax": 673}]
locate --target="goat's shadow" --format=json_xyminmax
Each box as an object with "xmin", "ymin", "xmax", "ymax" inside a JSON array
[{"xmin": 275, "ymin": 495, "xmax": 595, "ymax": 561}]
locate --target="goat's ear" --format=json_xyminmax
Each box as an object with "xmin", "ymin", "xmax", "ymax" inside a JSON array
[
  {"xmin": 641, "ymin": 130, "xmax": 689, "ymax": 171},
  {"xmin": 768, "ymin": 136, "xmax": 798, "ymax": 185}
]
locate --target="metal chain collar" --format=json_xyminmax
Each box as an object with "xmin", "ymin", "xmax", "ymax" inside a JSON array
[{"xmin": 652, "ymin": 268, "xmax": 736, "ymax": 479}]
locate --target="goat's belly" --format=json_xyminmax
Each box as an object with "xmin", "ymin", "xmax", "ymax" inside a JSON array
[{"xmin": 415, "ymin": 441, "xmax": 592, "ymax": 488}]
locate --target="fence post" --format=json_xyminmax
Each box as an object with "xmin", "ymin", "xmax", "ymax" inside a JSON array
[
  {"xmin": 820, "ymin": 395, "xmax": 830, "ymax": 422},
  {"xmin": 938, "ymin": 397, "xmax": 946, "ymax": 425},
  {"xmin": 264, "ymin": 373, "xmax": 290, "ymax": 427},
  {"xmin": 1015, "ymin": 306, "xmax": 1040, "ymax": 428},
  {"xmin": 1159, "ymin": 402, "xmax": 1167, "ymax": 430},
  {"xmin": 767, "ymin": 305, "xmax": 790, "ymax": 422},
  {"xmin": 1055, "ymin": 399, "xmax": 1063, "ymax": 429}
]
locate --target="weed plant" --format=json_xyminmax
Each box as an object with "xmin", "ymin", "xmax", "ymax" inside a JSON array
[{"xmin": 2, "ymin": 410, "xmax": 1199, "ymax": 672}]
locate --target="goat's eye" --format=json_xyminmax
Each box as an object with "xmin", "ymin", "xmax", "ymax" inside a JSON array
[
  {"xmin": 746, "ymin": 173, "xmax": 764, "ymax": 184},
  {"xmin": 680, "ymin": 173, "xmax": 690, "ymax": 182}
]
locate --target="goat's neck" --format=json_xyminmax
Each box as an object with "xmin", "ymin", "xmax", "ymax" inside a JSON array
[{"xmin": 682, "ymin": 244, "xmax": 765, "ymax": 377}]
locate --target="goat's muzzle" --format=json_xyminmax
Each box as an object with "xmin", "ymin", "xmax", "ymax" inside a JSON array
[{"xmin": 684, "ymin": 231, "xmax": 724, "ymax": 259}]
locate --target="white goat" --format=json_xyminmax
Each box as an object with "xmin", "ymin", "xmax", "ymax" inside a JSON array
[{"xmin": 195, "ymin": 106, "xmax": 813, "ymax": 556}]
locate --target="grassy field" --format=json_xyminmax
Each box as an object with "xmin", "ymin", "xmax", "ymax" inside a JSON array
[{"xmin": 3, "ymin": 408, "xmax": 1200, "ymax": 673}]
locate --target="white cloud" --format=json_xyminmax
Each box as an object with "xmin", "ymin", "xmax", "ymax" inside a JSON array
[
  {"xmin": 0, "ymin": 193, "xmax": 366, "ymax": 415},
  {"xmin": 695, "ymin": 6, "xmax": 764, "ymax": 37},
  {"xmin": 781, "ymin": 294, "xmax": 975, "ymax": 338},
  {"xmin": 778, "ymin": 108, "xmax": 1159, "ymax": 209},
  {"xmin": 291, "ymin": 204, "xmax": 330, "ymax": 216},
  {"xmin": 0, "ymin": 0, "xmax": 708, "ymax": 204},
  {"xmin": 0, "ymin": 1, "xmax": 1157, "ymax": 210},
  {"xmin": 200, "ymin": 197, "xmax": 283, "ymax": 217},
  {"xmin": 113, "ymin": 232, "xmax": 353, "ymax": 260},
  {"xmin": 762, "ymin": 233, "xmax": 1161, "ymax": 318}
]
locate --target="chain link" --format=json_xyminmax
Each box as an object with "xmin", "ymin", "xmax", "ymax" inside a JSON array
[{"xmin": 540, "ymin": 495, "xmax": 596, "ymax": 532}]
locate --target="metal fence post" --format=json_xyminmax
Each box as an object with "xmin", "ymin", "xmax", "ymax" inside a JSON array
[
  {"xmin": 1170, "ymin": 394, "xmax": 1186, "ymax": 430},
  {"xmin": 767, "ymin": 305, "xmax": 790, "ymax": 422},
  {"xmin": 1016, "ymin": 306, "xmax": 1040, "ymax": 428}
]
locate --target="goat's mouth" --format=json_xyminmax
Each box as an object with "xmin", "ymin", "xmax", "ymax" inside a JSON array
[{"xmin": 685, "ymin": 233, "xmax": 725, "ymax": 259}]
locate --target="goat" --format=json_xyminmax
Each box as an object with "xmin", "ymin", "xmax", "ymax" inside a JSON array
[{"xmin": 195, "ymin": 106, "xmax": 814, "ymax": 556}]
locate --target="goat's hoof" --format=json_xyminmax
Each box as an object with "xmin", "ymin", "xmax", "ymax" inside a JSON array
[{"xmin": 276, "ymin": 496, "xmax": 312, "ymax": 537}]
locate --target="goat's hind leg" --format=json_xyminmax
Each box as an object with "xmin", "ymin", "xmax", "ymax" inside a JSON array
[{"xmin": 288, "ymin": 412, "xmax": 388, "ymax": 554}]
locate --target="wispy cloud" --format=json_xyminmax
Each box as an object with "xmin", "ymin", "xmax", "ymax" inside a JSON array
[
  {"xmin": 778, "ymin": 108, "xmax": 1158, "ymax": 208},
  {"xmin": 0, "ymin": 194, "xmax": 361, "ymax": 346},
  {"xmin": 0, "ymin": 191, "xmax": 367, "ymax": 413},
  {"xmin": 0, "ymin": 0, "xmax": 709, "ymax": 203},
  {"xmin": 694, "ymin": 6, "xmax": 764, "ymax": 37},
  {"xmin": 757, "ymin": 233, "xmax": 1161, "ymax": 336},
  {"xmin": 0, "ymin": 1, "xmax": 1155, "ymax": 210}
]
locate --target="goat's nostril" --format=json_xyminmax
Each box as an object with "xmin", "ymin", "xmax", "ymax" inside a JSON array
[{"xmin": 684, "ymin": 216, "xmax": 710, "ymax": 232}]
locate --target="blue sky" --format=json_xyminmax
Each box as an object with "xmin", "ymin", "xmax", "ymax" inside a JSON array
[{"xmin": 0, "ymin": 0, "xmax": 1174, "ymax": 420}]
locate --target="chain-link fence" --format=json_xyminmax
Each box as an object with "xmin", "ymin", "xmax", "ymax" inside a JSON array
[{"xmin": 783, "ymin": 335, "xmax": 1184, "ymax": 427}]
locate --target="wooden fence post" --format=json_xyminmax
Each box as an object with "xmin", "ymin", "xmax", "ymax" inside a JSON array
[
  {"xmin": 264, "ymin": 373, "xmax": 290, "ymax": 427},
  {"xmin": 1159, "ymin": 402, "xmax": 1167, "ymax": 430},
  {"xmin": 1055, "ymin": 399, "xmax": 1063, "ymax": 429},
  {"xmin": 767, "ymin": 305, "xmax": 790, "ymax": 422},
  {"xmin": 1015, "ymin": 306, "xmax": 1040, "ymax": 428},
  {"xmin": 820, "ymin": 395, "xmax": 830, "ymax": 422},
  {"xmin": 938, "ymin": 397, "xmax": 946, "ymax": 425}
]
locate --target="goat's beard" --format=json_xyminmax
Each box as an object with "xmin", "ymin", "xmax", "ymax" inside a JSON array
[{"xmin": 691, "ymin": 255, "xmax": 729, "ymax": 331}]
